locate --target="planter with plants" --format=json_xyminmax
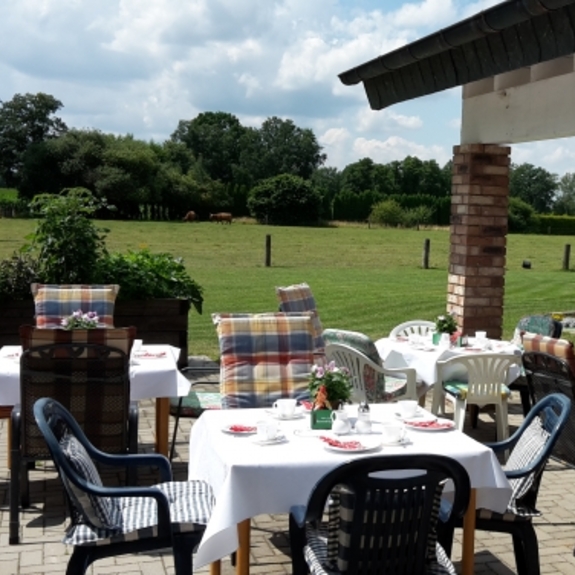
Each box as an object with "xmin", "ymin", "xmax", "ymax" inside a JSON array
[{"xmin": 0, "ymin": 188, "xmax": 203, "ymax": 368}]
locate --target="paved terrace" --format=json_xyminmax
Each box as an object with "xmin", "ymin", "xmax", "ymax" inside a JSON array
[{"xmin": 2, "ymin": 358, "xmax": 575, "ymax": 574}]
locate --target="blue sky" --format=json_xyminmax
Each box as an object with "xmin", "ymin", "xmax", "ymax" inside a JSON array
[{"xmin": 1, "ymin": 0, "xmax": 574, "ymax": 177}]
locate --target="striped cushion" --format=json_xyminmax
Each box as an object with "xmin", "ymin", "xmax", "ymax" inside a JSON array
[
  {"xmin": 32, "ymin": 284, "xmax": 119, "ymax": 329},
  {"xmin": 19, "ymin": 326, "xmax": 136, "ymax": 356},
  {"xmin": 214, "ymin": 314, "xmax": 314, "ymax": 409},
  {"xmin": 60, "ymin": 432, "xmax": 120, "ymax": 530},
  {"xmin": 276, "ymin": 283, "xmax": 325, "ymax": 352},
  {"xmin": 522, "ymin": 333, "xmax": 575, "ymax": 375},
  {"xmin": 443, "ymin": 380, "xmax": 511, "ymax": 401},
  {"xmin": 63, "ymin": 480, "xmax": 214, "ymax": 546}
]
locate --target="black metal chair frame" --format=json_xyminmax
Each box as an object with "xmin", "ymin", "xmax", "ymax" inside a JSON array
[
  {"xmin": 10, "ymin": 342, "xmax": 138, "ymax": 545},
  {"xmin": 439, "ymin": 393, "xmax": 571, "ymax": 575},
  {"xmin": 33, "ymin": 397, "xmax": 207, "ymax": 575},
  {"xmin": 289, "ymin": 454, "xmax": 471, "ymax": 575}
]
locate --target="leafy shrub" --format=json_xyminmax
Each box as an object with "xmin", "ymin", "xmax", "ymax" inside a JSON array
[
  {"xmin": 248, "ymin": 174, "xmax": 322, "ymax": 225},
  {"xmin": 95, "ymin": 249, "xmax": 203, "ymax": 314},
  {"xmin": 537, "ymin": 214, "xmax": 575, "ymax": 235},
  {"xmin": 369, "ymin": 199, "xmax": 404, "ymax": 227},
  {"xmin": 402, "ymin": 205, "xmax": 434, "ymax": 229},
  {"xmin": 0, "ymin": 252, "xmax": 41, "ymax": 301},
  {"xmin": 508, "ymin": 197, "xmax": 539, "ymax": 233}
]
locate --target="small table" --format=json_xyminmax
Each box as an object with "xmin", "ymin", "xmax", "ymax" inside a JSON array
[
  {"xmin": 0, "ymin": 344, "xmax": 190, "ymax": 457},
  {"xmin": 188, "ymin": 404, "xmax": 511, "ymax": 575}
]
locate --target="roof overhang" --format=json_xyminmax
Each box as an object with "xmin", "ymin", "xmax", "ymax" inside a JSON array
[{"xmin": 338, "ymin": 0, "xmax": 575, "ymax": 110}]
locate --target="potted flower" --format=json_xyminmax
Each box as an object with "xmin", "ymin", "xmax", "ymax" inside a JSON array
[
  {"xmin": 308, "ymin": 361, "xmax": 353, "ymax": 429},
  {"xmin": 434, "ymin": 312, "xmax": 461, "ymax": 345}
]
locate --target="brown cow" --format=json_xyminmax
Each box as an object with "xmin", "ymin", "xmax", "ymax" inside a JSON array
[
  {"xmin": 183, "ymin": 211, "xmax": 196, "ymax": 222},
  {"xmin": 209, "ymin": 212, "xmax": 233, "ymax": 224}
]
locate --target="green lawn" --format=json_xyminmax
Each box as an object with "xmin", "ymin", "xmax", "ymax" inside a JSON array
[{"xmin": 2, "ymin": 218, "xmax": 575, "ymax": 359}]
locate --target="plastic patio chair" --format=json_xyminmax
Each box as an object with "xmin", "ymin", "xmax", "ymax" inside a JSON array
[
  {"xmin": 389, "ymin": 320, "xmax": 436, "ymax": 339},
  {"xmin": 438, "ymin": 393, "xmax": 571, "ymax": 575},
  {"xmin": 289, "ymin": 453, "xmax": 470, "ymax": 575},
  {"xmin": 33, "ymin": 397, "xmax": 214, "ymax": 575}
]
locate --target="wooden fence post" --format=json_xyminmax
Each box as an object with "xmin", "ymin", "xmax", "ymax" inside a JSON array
[
  {"xmin": 265, "ymin": 235, "xmax": 271, "ymax": 267},
  {"xmin": 422, "ymin": 239, "xmax": 430, "ymax": 269},
  {"xmin": 563, "ymin": 244, "xmax": 571, "ymax": 271}
]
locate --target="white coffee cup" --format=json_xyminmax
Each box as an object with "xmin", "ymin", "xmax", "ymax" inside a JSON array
[
  {"xmin": 475, "ymin": 331, "xmax": 487, "ymax": 341},
  {"xmin": 273, "ymin": 398, "xmax": 297, "ymax": 419},
  {"xmin": 381, "ymin": 422, "xmax": 406, "ymax": 444},
  {"xmin": 398, "ymin": 399, "xmax": 418, "ymax": 419},
  {"xmin": 256, "ymin": 419, "xmax": 279, "ymax": 441}
]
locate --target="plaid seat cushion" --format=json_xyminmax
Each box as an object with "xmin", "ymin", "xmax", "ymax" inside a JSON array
[
  {"xmin": 19, "ymin": 325, "xmax": 136, "ymax": 356},
  {"xmin": 443, "ymin": 380, "xmax": 511, "ymax": 401},
  {"xmin": 63, "ymin": 480, "xmax": 214, "ymax": 546},
  {"xmin": 276, "ymin": 283, "xmax": 325, "ymax": 353},
  {"xmin": 522, "ymin": 333, "xmax": 575, "ymax": 375},
  {"xmin": 214, "ymin": 313, "xmax": 314, "ymax": 409},
  {"xmin": 60, "ymin": 432, "xmax": 120, "ymax": 530},
  {"xmin": 32, "ymin": 283, "xmax": 119, "ymax": 329}
]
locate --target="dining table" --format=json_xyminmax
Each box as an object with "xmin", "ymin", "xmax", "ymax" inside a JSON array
[
  {"xmin": 187, "ymin": 403, "xmax": 512, "ymax": 575},
  {"xmin": 0, "ymin": 343, "xmax": 190, "ymax": 457}
]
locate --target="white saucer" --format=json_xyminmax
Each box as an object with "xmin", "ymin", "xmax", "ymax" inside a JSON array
[
  {"xmin": 381, "ymin": 436, "xmax": 411, "ymax": 447},
  {"xmin": 394, "ymin": 408, "xmax": 425, "ymax": 420},
  {"xmin": 252, "ymin": 434, "xmax": 288, "ymax": 446},
  {"xmin": 265, "ymin": 408, "xmax": 305, "ymax": 420}
]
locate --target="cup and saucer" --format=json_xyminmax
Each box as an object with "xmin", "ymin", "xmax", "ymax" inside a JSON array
[
  {"xmin": 265, "ymin": 398, "xmax": 304, "ymax": 420},
  {"xmin": 394, "ymin": 399, "xmax": 424, "ymax": 422},
  {"xmin": 380, "ymin": 421, "xmax": 410, "ymax": 447},
  {"xmin": 252, "ymin": 419, "xmax": 288, "ymax": 446}
]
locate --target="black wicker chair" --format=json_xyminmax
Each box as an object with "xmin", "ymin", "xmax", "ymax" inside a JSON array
[
  {"xmin": 439, "ymin": 394, "xmax": 571, "ymax": 575},
  {"xmin": 289, "ymin": 454, "xmax": 470, "ymax": 575},
  {"xmin": 33, "ymin": 397, "xmax": 214, "ymax": 575},
  {"xmin": 10, "ymin": 341, "xmax": 138, "ymax": 544},
  {"xmin": 522, "ymin": 351, "xmax": 575, "ymax": 467}
]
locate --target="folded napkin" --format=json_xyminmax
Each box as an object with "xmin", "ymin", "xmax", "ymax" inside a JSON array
[
  {"xmin": 319, "ymin": 436, "xmax": 363, "ymax": 450},
  {"xmin": 405, "ymin": 420, "xmax": 453, "ymax": 430}
]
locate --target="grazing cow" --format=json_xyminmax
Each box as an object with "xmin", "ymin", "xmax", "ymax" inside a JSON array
[
  {"xmin": 209, "ymin": 212, "xmax": 233, "ymax": 224},
  {"xmin": 183, "ymin": 211, "xmax": 196, "ymax": 222}
]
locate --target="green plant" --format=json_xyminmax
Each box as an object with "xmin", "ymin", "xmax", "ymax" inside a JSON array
[
  {"xmin": 0, "ymin": 252, "xmax": 41, "ymax": 301},
  {"xmin": 369, "ymin": 199, "xmax": 404, "ymax": 227},
  {"xmin": 308, "ymin": 361, "xmax": 353, "ymax": 407},
  {"xmin": 28, "ymin": 188, "xmax": 109, "ymax": 283},
  {"xmin": 435, "ymin": 312, "xmax": 458, "ymax": 334},
  {"xmin": 95, "ymin": 249, "xmax": 203, "ymax": 314},
  {"xmin": 61, "ymin": 310, "xmax": 99, "ymax": 329}
]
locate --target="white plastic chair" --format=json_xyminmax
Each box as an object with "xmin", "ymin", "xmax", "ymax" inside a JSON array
[
  {"xmin": 390, "ymin": 320, "xmax": 435, "ymax": 339},
  {"xmin": 325, "ymin": 342, "xmax": 419, "ymax": 403},
  {"xmin": 432, "ymin": 353, "xmax": 521, "ymax": 441}
]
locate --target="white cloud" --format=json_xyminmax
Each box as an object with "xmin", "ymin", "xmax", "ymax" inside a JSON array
[{"xmin": 353, "ymin": 135, "xmax": 450, "ymax": 165}]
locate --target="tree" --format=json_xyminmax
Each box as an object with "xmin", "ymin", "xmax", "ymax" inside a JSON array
[
  {"xmin": 0, "ymin": 93, "xmax": 67, "ymax": 187},
  {"xmin": 554, "ymin": 172, "xmax": 575, "ymax": 215},
  {"xmin": 341, "ymin": 158, "xmax": 376, "ymax": 194},
  {"xmin": 247, "ymin": 174, "xmax": 322, "ymax": 225},
  {"xmin": 508, "ymin": 196, "xmax": 539, "ymax": 233},
  {"xmin": 311, "ymin": 167, "xmax": 342, "ymax": 219},
  {"xmin": 509, "ymin": 163, "xmax": 557, "ymax": 213}
]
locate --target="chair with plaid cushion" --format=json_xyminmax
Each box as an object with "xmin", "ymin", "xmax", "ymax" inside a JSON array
[
  {"xmin": 432, "ymin": 353, "xmax": 521, "ymax": 441},
  {"xmin": 10, "ymin": 327, "xmax": 138, "ymax": 544},
  {"xmin": 323, "ymin": 328, "xmax": 425, "ymax": 403},
  {"xmin": 33, "ymin": 398, "xmax": 214, "ymax": 575},
  {"xmin": 289, "ymin": 454, "xmax": 470, "ymax": 575},
  {"xmin": 438, "ymin": 394, "xmax": 570, "ymax": 575}
]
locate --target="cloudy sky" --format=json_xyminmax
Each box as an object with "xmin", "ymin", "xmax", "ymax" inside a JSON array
[{"xmin": 2, "ymin": 0, "xmax": 574, "ymax": 177}]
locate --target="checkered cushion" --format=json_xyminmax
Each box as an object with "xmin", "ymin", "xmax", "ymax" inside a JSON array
[
  {"xmin": 276, "ymin": 283, "xmax": 325, "ymax": 352},
  {"xmin": 522, "ymin": 333, "xmax": 575, "ymax": 375},
  {"xmin": 214, "ymin": 313, "xmax": 314, "ymax": 409},
  {"xmin": 443, "ymin": 380, "xmax": 511, "ymax": 401},
  {"xmin": 63, "ymin": 480, "xmax": 214, "ymax": 546},
  {"xmin": 32, "ymin": 283, "xmax": 119, "ymax": 329},
  {"xmin": 60, "ymin": 432, "xmax": 120, "ymax": 530},
  {"xmin": 19, "ymin": 325, "xmax": 136, "ymax": 356}
]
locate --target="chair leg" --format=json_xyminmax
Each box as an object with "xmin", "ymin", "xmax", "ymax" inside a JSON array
[
  {"xmin": 289, "ymin": 513, "xmax": 308, "ymax": 575},
  {"xmin": 169, "ymin": 397, "xmax": 183, "ymax": 462},
  {"xmin": 172, "ymin": 533, "xmax": 194, "ymax": 575},
  {"xmin": 512, "ymin": 523, "xmax": 540, "ymax": 575},
  {"xmin": 9, "ymin": 411, "xmax": 21, "ymax": 545},
  {"xmin": 453, "ymin": 399, "xmax": 466, "ymax": 431},
  {"xmin": 469, "ymin": 405, "xmax": 479, "ymax": 428},
  {"xmin": 66, "ymin": 548, "xmax": 92, "ymax": 575},
  {"xmin": 496, "ymin": 401, "xmax": 509, "ymax": 443}
]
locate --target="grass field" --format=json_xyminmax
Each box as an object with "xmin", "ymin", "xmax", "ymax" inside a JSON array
[{"xmin": 1, "ymin": 217, "xmax": 575, "ymax": 359}]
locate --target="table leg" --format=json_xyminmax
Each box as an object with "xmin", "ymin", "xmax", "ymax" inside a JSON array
[
  {"xmin": 155, "ymin": 397, "xmax": 169, "ymax": 457},
  {"xmin": 236, "ymin": 519, "xmax": 251, "ymax": 575},
  {"xmin": 209, "ymin": 560, "xmax": 221, "ymax": 575},
  {"xmin": 461, "ymin": 487, "xmax": 477, "ymax": 575}
]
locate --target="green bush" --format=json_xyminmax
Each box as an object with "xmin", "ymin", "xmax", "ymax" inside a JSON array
[
  {"xmin": 369, "ymin": 199, "xmax": 404, "ymax": 227},
  {"xmin": 248, "ymin": 174, "xmax": 322, "ymax": 225},
  {"xmin": 0, "ymin": 252, "xmax": 41, "ymax": 301},
  {"xmin": 508, "ymin": 197, "xmax": 539, "ymax": 233},
  {"xmin": 538, "ymin": 214, "xmax": 575, "ymax": 235}
]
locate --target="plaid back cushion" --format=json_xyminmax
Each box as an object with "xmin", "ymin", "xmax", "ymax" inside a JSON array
[
  {"xmin": 59, "ymin": 432, "xmax": 120, "ymax": 529},
  {"xmin": 522, "ymin": 333, "xmax": 575, "ymax": 375},
  {"xmin": 20, "ymin": 325, "xmax": 136, "ymax": 356},
  {"xmin": 32, "ymin": 283, "xmax": 119, "ymax": 329},
  {"xmin": 276, "ymin": 283, "xmax": 324, "ymax": 352},
  {"xmin": 214, "ymin": 313, "xmax": 314, "ymax": 409}
]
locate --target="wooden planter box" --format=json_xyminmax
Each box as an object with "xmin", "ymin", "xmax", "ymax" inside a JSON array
[{"xmin": 0, "ymin": 298, "xmax": 190, "ymax": 369}]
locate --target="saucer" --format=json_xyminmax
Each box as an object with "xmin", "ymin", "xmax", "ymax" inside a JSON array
[
  {"xmin": 265, "ymin": 408, "xmax": 305, "ymax": 420},
  {"xmin": 252, "ymin": 434, "xmax": 288, "ymax": 446},
  {"xmin": 394, "ymin": 407, "xmax": 424, "ymax": 420},
  {"xmin": 380, "ymin": 436, "xmax": 410, "ymax": 447}
]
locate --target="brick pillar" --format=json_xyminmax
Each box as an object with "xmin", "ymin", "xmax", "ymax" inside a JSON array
[{"xmin": 448, "ymin": 144, "xmax": 511, "ymax": 340}]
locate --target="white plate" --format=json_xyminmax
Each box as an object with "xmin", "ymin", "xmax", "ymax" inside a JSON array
[
  {"xmin": 265, "ymin": 407, "xmax": 306, "ymax": 420},
  {"xmin": 252, "ymin": 434, "xmax": 288, "ymax": 446},
  {"xmin": 221, "ymin": 425, "xmax": 258, "ymax": 435},
  {"xmin": 404, "ymin": 418, "xmax": 455, "ymax": 432},
  {"xmin": 321, "ymin": 436, "xmax": 382, "ymax": 453}
]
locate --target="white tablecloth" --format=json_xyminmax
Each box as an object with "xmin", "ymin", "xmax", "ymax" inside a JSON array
[
  {"xmin": 188, "ymin": 404, "xmax": 512, "ymax": 568},
  {"xmin": 0, "ymin": 344, "xmax": 190, "ymax": 405},
  {"xmin": 375, "ymin": 337, "xmax": 522, "ymax": 386}
]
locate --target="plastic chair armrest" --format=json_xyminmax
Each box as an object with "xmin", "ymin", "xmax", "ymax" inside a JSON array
[{"xmin": 289, "ymin": 505, "xmax": 307, "ymax": 528}]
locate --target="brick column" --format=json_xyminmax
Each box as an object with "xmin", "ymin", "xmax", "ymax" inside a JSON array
[{"xmin": 448, "ymin": 144, "xmax": 511, "ymax": 340}]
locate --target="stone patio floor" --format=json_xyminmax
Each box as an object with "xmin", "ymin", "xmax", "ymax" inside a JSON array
[{"xmin": 1, "ymin": 358, "xmax": 575, "ymax": 574}]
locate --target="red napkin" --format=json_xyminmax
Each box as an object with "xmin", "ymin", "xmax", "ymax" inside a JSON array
[
  {"xmin": 405, "ymin": 420, "xmax": 454, "ymax": 430},
  {"xmin": 229, "ymin": 425, "xmax": 257, "ymax": 433},
  {"xmin": 320, "ymin": 436, "xmax": 363, "ymax": 450}
]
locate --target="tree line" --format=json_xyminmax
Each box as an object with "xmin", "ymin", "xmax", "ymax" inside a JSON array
[{"xmin": 0, "ymin": 92, "xmax": 573, "ymax": 227}]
